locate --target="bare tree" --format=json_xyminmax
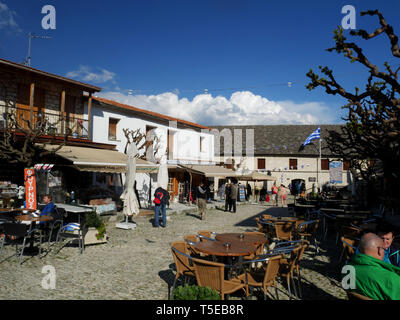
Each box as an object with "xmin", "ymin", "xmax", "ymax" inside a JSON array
[
  {"xmin": 306, "ymin": 10, "xmax": 400, "ymax": 208},
  {"xmin": 123, "ymin": 128, "xmax": 162, "ymax": 162}
]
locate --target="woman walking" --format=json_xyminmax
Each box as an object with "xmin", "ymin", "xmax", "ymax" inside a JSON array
[{"xmin": 279, "ymin": 184, "xmax": 289, "ymax": 207}]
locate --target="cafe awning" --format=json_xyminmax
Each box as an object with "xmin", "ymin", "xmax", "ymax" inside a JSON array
[
  {"xmin": 43, "ymin": 145, "xmax": 158, "ymax": 174},
  {"xmin": 181, "ymin": 164, "xmax": 237, "ymax": 178}
]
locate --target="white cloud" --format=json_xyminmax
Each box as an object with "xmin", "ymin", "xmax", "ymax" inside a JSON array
[
  {"xmin": 66, "ymin": 66, "xmax": 116, "ymax": 84},
  {"xmin": 97, "ymin": 90, "xmax": 338, "ymax": 125},
  {"xmin": 0, "ymin": 2, "xmax": 21, "ymax": 32}
]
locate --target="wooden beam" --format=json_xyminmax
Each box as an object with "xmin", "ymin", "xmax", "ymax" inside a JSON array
[
  {"xmin": 29, "ymin": 83, "xmax": 35, "ymax": 124},
  {"xmin": 87, "ymin": 93, "xmax": 93, "ymax": 140},
  {"xmin": 60, "ymin": 90, "xmax": 66, "ymax": 134}
]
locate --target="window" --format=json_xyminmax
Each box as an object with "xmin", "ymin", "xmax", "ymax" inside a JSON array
[
  {"xmin": 257, "ymin": 158, "xmax": 266, "ymax": 170},
  {"xmin": 200, "ymin": 136, "xmax": 205, "ymax": 153},
  {"xmin": 343, "ymin": 161, "xmax": 350, "ymax": 171},
  {"xmin": 108, "ymin": 118, "xmax": 119, "ymax": 140},
  {"xmin": 289, "ymin": 159, "xmax": 297, "ymax": 170},
  {"xmin": 321, "ymin": 159, "xmax": 330, "ymax": 171}
]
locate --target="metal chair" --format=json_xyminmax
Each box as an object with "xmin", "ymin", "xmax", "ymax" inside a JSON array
[
  {"xmin": 276, "ymin": 244, "xmax": 302, "ymax": 300},
  {"xmin": 347, "ymin": 291, "xmax": 373, "ymax": 300},
  {"xmin": 0, "ymin": 222, "xmax": 43, "ymax": 265},
  {"xmin": 55, "ymin": 221, "xmax": 85, "ymax": 254}
]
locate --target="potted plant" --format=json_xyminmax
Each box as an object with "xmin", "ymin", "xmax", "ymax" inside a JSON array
[
  {"xmin": 84, "ymin": 211, "xmax": 107, "ymax": 245},
  {"xmin": 172, "ymin": 284, "xmax": 221, "ymax": 300}
]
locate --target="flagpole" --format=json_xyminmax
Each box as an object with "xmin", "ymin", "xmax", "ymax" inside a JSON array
[{"xmin": 318, "ymin": 138, "xmax": 322, "ymax": 191}]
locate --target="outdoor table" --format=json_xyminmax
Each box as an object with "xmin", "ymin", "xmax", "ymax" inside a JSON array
[
  {"xmin": 215, "ymin": 233, "xmax": 267, "ymax": 246},
  {"xmin": 194, "ymin": 240, "xmax": 257, "ymax": 257},
  {"xmin": 15, "ymin": 214, "xmax": 53, "ymax": 254},
  {"xmin": 55, "ymin": 203, "xmax": 93, "ymax": 225}
]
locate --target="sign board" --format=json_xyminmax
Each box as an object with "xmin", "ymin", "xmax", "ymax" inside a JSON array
[
  {"xmin": 238, "ymin": 185, "xmax": 246, "ymax": 202},
  {"xmin": 329, "ymin": 161, "xmax": 343, "ymax": 184},
  {"xmin": 24, "ymin": 168, "xmax": 37, "ymax": 210},
  {"xmin": 308, "ymin": 177, "xmax": 316, "ymax": 182}
]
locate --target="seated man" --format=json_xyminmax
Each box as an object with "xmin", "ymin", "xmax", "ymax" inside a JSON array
[
  {"xmin": 346, "ymin": 233, "xmax": 400, "ymax": 300},
  {"xmin": 377, "ymin": 223, "xmax": 400, "ymax": 267},
  {"xmin": 41, "ymin": 194, "xmax": 55, "ymax": 217}
]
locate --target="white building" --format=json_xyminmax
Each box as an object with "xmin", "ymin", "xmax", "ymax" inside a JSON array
[
  {"xmin": 85, "ymin": 96, "xmax": 215, "ymax": 206},
  {"xmin": 211, "ymin": 125, "xmax": 356, "ymax": 194}
]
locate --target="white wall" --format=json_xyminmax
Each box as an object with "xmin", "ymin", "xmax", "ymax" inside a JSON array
[
  {"xmin": 84, "ymin": 101, "xmax": 215, "ymax": 207},
  {"xmin": 215, "ymin": 155, "xmax": 352, "ymax": 192}
]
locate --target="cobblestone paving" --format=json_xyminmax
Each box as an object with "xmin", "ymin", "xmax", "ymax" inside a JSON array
[{"xmin": 0, "ymin": 202, "xmax": 348, "ymax": 300}]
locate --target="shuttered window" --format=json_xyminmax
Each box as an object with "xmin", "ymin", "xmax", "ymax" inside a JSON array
[
  {"xmin": 321, "ymin": 159, "xmax": 330, "ymax": 170},
  {"xmin": 289, "ymin": 159, "xmax": 297, "ymax": 170},
  {"xmin": 108, "ymin": 118, "xmax": 119, "ymax": 140},
  {"xmin": 257, "ymin": 158, "xmax": 266, "ymax": 170}
]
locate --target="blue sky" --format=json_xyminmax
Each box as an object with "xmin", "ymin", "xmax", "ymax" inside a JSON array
[{"xmin": 1, "ymin": 0, "xmax": 399, "ymax": 126}]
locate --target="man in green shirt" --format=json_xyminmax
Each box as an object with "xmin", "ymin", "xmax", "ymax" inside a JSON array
[{"xmin": 346, "ymin": 233, "xmax": 400, "ymax": 300}]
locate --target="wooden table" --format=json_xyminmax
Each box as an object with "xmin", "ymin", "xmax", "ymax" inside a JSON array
[
  {"xmin": 215, "ymin": 233, "xmax": 267, "ymax": 246},
  {"xmin": 194, "ymin": 240, "xmax": 257, "ymax": 257},
  {"xmin": 320, "ymin": 208, "xmax": 345, "ymax": 214}
]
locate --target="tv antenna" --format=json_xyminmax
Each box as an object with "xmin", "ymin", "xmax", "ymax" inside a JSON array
[{"xmin": 25, "ymin": 32, "xmax": 52, "ymax": 67}]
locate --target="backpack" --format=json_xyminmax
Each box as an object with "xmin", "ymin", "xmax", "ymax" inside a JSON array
[{"xmin": 153, "ymin": 191, "xmax": 164, "ymax": 205}]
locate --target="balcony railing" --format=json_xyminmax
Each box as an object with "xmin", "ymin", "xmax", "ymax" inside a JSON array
[{"xmin": 0, "ymin": 104, "xmax": 89, "ymax": 140}]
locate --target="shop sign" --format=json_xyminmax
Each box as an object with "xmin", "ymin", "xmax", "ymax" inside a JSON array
[{"xmin": 24, "ymin": 168, "xmax": 37, "ymax": 210}]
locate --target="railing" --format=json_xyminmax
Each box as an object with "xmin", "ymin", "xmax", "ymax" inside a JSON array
[{"xmin": 0, "ymin": 104, "xmax": 89, "ymax": 139}]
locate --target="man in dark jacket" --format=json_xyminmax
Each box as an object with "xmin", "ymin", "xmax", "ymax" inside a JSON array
[
  {"xmin": 153, "ymin": 186, "xmax": 170, "ymax": 228},
  {"xmin": 229, "ymin": 182, "xmax": 238, "ymax": 213},
  {"xmin": 224, "ymin": 181, "xmax": 232, "ymax": 212},
  {"xmin": 196, "ymin": 182, "xmax": 207, "ymax": 220}
]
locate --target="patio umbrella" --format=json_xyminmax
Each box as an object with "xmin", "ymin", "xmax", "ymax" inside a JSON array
[
  {"xmin": 117, "ymin": 142, "xmax": 140, "ymax": 230},
  {"xmin": 157, "ymin": 155, "xmax": 169, "ymax": 190},
  {"xmin": 235, "ymin": 171, "xmax": 276, "ymax": 203}
]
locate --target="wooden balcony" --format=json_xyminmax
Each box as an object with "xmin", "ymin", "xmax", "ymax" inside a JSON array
[{"xmin": 0, "ymin": 104, "xmax": 89, "ymax": 140}]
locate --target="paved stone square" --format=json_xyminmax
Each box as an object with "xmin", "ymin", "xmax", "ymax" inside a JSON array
[{"xmin": 0, "ymin": 202, "xmax": 348, "ymax": 300}]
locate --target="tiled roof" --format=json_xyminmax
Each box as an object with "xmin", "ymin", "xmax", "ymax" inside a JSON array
[
  {"xmin": 93, "ymin": 96, "xmax": 211, "ymax": 130},
  {"xmin": 210, "ymin": 125, "xmax": 344, "ymax": 157},
  {"xmin": 0, "ymin": 58, "xmax": 101, "ymax": 92}
]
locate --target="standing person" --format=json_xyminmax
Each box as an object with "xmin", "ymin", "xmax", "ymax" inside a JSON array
[
  {"xmin": 279, "ymin": 184, "xmax": 289, "ymax": 207},
  {"xmin": 196, "ymin": 181, "xmax": 208, "ymax": 220},
  {"xmin": 271, "ymin": 183, "xmax": 279, "ymax": 206},
  {"xmin": 153, "ymin": 186, "xmax": 170, "ymax": 228},
  {"xmin": 224, "ymin": 180, "xmax": 232, "ymax": 212},
  {"xmin": 229, "ymin": 181, "xmax": 238, "ymax": 213},
  {"xmin": 218, "ymin": 183, "xmax": 225, "ymax": 201},
  {"xmin": 246, "ymin": 183, "xmax": 252, "ymax": 201}
]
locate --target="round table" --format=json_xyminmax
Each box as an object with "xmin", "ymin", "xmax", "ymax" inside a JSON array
[
  {"xmin": 194, "ymin": 240, "xmax": 257, "ymax": 257},
  {"xmin": 215, "ymin": 233, "xmax": 267, "ymax": 246}
]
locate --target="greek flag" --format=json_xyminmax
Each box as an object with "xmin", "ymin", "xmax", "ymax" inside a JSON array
[{"xmin": 298, "ymin": 127, "xmax": 320, "ymax": 151}]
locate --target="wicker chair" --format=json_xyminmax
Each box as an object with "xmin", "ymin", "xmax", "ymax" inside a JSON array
[
  {"xmin": 339, "ymin": 236, "xmax": 359, "ymax": 264},
  {"xmin": 183, "ymin": 234, "xmax": 202, "ymax": 256},
  {"xmin": 198, "ymin": 230, "xmax": 217, "ymax": 242},
  {"xmin": 242, "ymin": 254, "xmax": 282, "ymax": 300},
  {"xmin": 170, "ymin": 241, "xmax": 196, "ymax": 297},
  {"xmin": 347, "ymin": 291, "xmax": 373, "ymax": 300},
  {"xmin": 191, "ymin": 257, "xmax": 249, "ymax": 300},
  {"xmin": 295, "ymin": 220, "xmax": 320, "ymax": 253},
  {"xmin": 243, "ymin": 232, "xmax": 267, "ymax": 261},
  {"xmin": 274, "ymin": 221, "xmax": 296, "ymax": 242},
  {"xmin": 341, "ymin": 225, "xmax": 362, "ymax": 239},
  {"xmin": 277, "ymin": 244, "xmax": 302, "ymax": 300}
]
